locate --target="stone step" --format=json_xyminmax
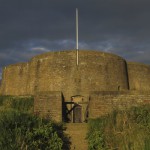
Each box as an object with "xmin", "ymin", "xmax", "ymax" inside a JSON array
[{"xmin": 65, "ymin": 123, "xmax": 88, "ymax": 150}]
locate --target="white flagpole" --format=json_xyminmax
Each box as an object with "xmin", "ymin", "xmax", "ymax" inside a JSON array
[{"xmin": 76, "ymin": 8, "xmax": 79, "ymax": 66}]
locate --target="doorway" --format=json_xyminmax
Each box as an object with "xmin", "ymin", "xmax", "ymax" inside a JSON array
[{"xmin": 73, "ymin": 105, "xmax": 82, "ymax": 123}]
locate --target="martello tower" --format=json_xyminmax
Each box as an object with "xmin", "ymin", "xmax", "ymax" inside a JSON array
[
  {"xmin": 0, "ymin": 49, "xmax": 150, "ymax": 122},
  {"xmin": 1, "ymin": 50, "xmax": 150, "ymax": 97},
  {"xmin": 0, "ymin": 8, "xmax": 150, "ymax": 123}
]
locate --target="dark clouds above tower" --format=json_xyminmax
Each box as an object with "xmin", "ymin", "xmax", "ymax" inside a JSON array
[{"xmin": 0, "ymin": 0, "xmax": 150, "ymax": 77}]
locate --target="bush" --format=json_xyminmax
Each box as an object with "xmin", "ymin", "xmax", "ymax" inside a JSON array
[
  {"xmin": 87, "ymin": 118, "xmax": 107, "ymax": 150},
  {"xmin": 0, "ymin": 110, "xmax": 64, "ymax": 150}
]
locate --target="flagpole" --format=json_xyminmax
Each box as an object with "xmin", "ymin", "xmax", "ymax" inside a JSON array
[{"xmin": 76, "ymin": 8, "xmax": 79, "ymax": 66}]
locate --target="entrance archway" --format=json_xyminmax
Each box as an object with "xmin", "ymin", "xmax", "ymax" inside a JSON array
[{"xmin": 64, "ymin": 95, "xmax": 89, "ymax": 123}]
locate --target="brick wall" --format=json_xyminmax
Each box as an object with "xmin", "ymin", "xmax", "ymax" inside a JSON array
[
  {"xmin": 0, "ymin": 63, "xmax": 29, "ymax": 95},
  {"xmin": 127, "ymin": 62, "xmax": 150, "ymax": 91},
  {"xmin": 34, "ymin": 91, "xmax": 62, "ymax": 122},
  {"xmin": 0, "ymin": 50, "xmax": 130, "ymax": 99},
  {"xmin": 89, "ymin": 91, "xmax": 150, "ymax": 118}
]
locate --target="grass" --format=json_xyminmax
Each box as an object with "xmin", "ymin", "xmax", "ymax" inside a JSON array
[
  {"xmin": 87, "ymin": 105, "xmax": 150, "ymax": 150},
  {"xmin": 0, "ymin": 95, "xmax": 34, "ymax": 113}
]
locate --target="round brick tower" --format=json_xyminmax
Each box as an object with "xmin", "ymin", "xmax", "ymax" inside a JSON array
[{"xmin": 0, "ymin": 50, "xmax": 129, "ymax": 100}]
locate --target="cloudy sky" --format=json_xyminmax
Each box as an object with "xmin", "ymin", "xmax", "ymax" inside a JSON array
[{"xmin": 0, "ymin": 0, "xmax": 150, "ymax": 77}]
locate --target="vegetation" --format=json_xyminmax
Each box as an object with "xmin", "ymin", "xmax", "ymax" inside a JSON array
[
  {"xmin": 0, "ymin": 95, "xmax": 34, "ymax": 112},
  {"xmin": 0, "ymin": 96, "xmax": 70, "ymax": 150},
  {"xmin": 2, "ymin": 95, "xmax": 150, "ymax": 149},
  {"xmin": 87, "ymin": 105, "xmax": 150, "ymax": 150}
]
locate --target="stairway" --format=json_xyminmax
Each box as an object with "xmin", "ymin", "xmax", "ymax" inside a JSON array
[{"xmin": 65, "ymin": 123, "xmax": 88, "ymax": 150}]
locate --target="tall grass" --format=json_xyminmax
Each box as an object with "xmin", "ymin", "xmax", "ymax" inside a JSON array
[
  {"xmin": 0, "ymin": 96, "xmax": 33, "ymax": 113},
  {"xmin": 87, "ymin": 105, "xmax": 150, "ymax": 150}
]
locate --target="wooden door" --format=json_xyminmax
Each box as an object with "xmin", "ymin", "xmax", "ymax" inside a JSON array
[{"xmin": 73, "ymin": 105, "xmax": 82, "ymax": 123}]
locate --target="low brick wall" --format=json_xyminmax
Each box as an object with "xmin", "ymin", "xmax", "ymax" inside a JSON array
[
  {"xmin": 34, "ymin": 91, "xmax": 62, "ymax": 122},
  {"xmin": 89, "ymin": 91, "xmax": 150, "ymax": 118}
]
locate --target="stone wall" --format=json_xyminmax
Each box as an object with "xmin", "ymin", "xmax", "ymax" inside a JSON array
[
  {"xmin": 0, "ymin": 50, "xmax": 130, "ymax": 100},
  {"xmin": 0, "ymin": 63, "xmax": 29, "ymax": 95},
  {"xmin": 27, "ymin": 50, "xmax": 129, "ymax": 100},
  {"xmin": 26, "ymin": 59, "xmax": 39, "ymax": 95},
  {"xmin": 89, "ymin": 91, "xmax": 150, "ymax": 118},
  {"xmin": 34, "ymin": 91, "xmax": 62, "ymax": 122},
  {"xmin": 127, "ymin": 62, "xmax": 150, "ymax": 91}
]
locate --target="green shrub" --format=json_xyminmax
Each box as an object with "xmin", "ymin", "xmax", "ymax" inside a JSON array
[
  {"xmin": 0, "ymin": 96, "xmax": 70, "ymax": 149},
  {"xmin": 87, "ymin": 118, "xmax": 107, "ymax": 150},
  {"xmin": 0, "ymin": 110, "xmax": 64, "ymax": 150}
]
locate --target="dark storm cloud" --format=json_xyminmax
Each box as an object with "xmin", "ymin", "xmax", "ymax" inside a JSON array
[{"xmin": 0, "ymin": 0, "xmax": 150, "ymax": 78}]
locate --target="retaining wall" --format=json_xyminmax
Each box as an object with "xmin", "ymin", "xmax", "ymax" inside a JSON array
[
  {"xmin": 34, "ymin": 91, "xmax": 62, "ymax": 122},
  {"xmin": 89, "ymin": 91, "xmax": 150, "ymax": 118}
]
